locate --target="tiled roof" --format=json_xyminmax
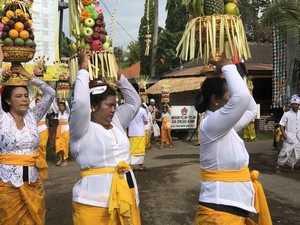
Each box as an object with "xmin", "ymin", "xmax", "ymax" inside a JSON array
[{"xmin": 121, "ymin": 62, "xmax": 140, "ymax": 78}]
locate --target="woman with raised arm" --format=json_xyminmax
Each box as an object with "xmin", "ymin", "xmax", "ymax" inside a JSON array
[
  {"xmin": 52, "ymin": 97, "xmax": 70, "ymax": 166},
  {"xmin": 0, "ymin": 45, "xmax": 55, "ymax": 224},
  {"xmin": 70, "ymin": 50, "xmax": 142, "ymax": 225},
  {"xmin": 194, "ymin": 58, "xmax": 272, "ymax": 225}
]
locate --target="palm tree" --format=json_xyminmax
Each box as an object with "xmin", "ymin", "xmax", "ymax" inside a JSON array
[{"xmin": 261, "ymin": 0, "xmax": 300, "ymax": 94}]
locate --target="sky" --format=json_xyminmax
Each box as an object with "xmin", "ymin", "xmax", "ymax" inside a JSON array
[{"xmin": 62, "ymin": 0, "xmax": 168, "ymax": 50}]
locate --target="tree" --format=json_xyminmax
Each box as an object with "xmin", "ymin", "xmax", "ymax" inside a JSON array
[
  {"xmin": 138, "ymin": 0, "xmax": 154, "ymax": 76},
  {"xmin": 125, "ymin": 41, "xmax": 141, "ymax": 65},
  {"xmin": 155, "ymin": 0, "xmax": 189, "ymax": 76},
  {"xmin": 261, "ymin": 0, "xmax": 300, "ymax": 96},
  {"xmin": 238, "ymin": 0, "xmax": 272, "ymax": 42}
]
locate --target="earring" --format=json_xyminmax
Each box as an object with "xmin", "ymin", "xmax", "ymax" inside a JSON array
[
  {"xmin": 92, "ymin": 108, "xmax": 95, "ymax": 112},
  {"xmin": 216, "ymin": 103, "xmax": 219, "ymax": 106}
]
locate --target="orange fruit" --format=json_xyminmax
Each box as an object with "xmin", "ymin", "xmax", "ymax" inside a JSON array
[
  {"xmin": 8, "ymin": 29, "xmax": 19, "ymax": 39},
  {"xmin": 15, "ymin": 22, "xmax": 24, "ymax": 32},
  {"xmin": 19, "ymin": 30, "xmax": 29, "ymax": 40}
]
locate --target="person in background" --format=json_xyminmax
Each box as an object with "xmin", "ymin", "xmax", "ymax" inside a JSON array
[
  {"xmin": 143, "ymin": 102, "xmax": 153, "ymax": 150},
  {"xmin": 157, "ymin": 103, "xmax": 173, "ymax": 149},
  {"xmin": 46, "ymin": 100, "xmax": 58, "ymax": 148},
  {"xmin": 35, "ymin": 94, "xmax": 49, "ymax": 160},
  {"xmin": 194, "ymin": 113, "xmax": 204, "ymax": 146},
  {"xmin": 243, "ymin": 78, "xmax": 257, "ymax": 142},
  {"xmin": 70, "ymin": 49, "xmax": 142, "ymax": 224},
  {"xmin": 0, "ymin": 53, "xmax": 55, "ymax": 224},
  {"xmin": 53, "ymin": 98, "xmax": 70, "ymax": 166},
  {"xmin": 128, "ymin": 103, "xmax": 150, "ymax": 171},
  {"xmin": 194, "ymin": 57, "xmax": 271, "ymax": 225},
  {"xmin": 265, "ymin": 107, "xmax": 284, "ymax": 150},
  {"xmin": 243, "ymin": 119, "xmax": 257, "ymax": 142},
  {"xmin": 275, "ymin": 95, "xmax": 300, "ymax": 174}
]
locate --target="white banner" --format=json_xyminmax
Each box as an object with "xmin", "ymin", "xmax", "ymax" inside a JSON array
[
  {"xmin": 170, "ymin": 106, "xmax": 198, "ymax": 130},
  {"xmin": 30, "ymin": 0, "xmax": 59, "ymax": 64}
]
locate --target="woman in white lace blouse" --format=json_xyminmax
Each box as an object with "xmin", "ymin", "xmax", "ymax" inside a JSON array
[{"xmin": 0, "ymin": 49, "xmax": 55, "ymax": 224}]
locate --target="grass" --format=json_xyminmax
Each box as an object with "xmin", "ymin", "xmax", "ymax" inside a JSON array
[{"xmin": 46, "ymin": 146, "xmax": 74, "ymax": 163}]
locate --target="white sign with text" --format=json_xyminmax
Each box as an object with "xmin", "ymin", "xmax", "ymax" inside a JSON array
[{"xmin": 170, "ymin": 106, "xmax": 198, "ymax": 130}]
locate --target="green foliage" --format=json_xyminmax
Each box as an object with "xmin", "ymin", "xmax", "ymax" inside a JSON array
[
  {"xmin": 60, "ymin": 32, "xmax": 77, "ymax": 58},
  {"xmin": 238, "ymin": 0, "xmax": 272, "ymax": 42},
  {"xmin": 125, "ymin": 41, "xmax": 141, "ymax": 65},
  {"xmin": 291, "ymin": 57, "xmax": 300, "ymax": 89}
]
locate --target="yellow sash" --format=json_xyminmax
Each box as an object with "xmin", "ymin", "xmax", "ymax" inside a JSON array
[
  {"xmin": 38, "ymin": 121, "xmax": 46, "ymax": 126},
  {"xmin": 80, "ymin": 161, "xmax": 133, "ymax": 221},
  {"xmin": 162, "ymin": 118, "xmax": 170, "ymax": 130},
  {"xmin": 0, "ymin": 152, "xmax": 48, "ymax": 180},
  {"xmin": 200, "ymin": 167, "xmax": 272, "ymax": 225},
  {"xmin": 56, "ymin": 121, "xmax": 68, "ymax": 138}
]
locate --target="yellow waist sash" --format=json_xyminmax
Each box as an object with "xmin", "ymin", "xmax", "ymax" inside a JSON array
[
  {"xmin": 56, "ymin": 121, "xmax": 68, "ymax": 138},
  {"xmin": 80, "ymin": 161, "xmax": 133, "ymax": 220},
  {"xmin": 0, "ymin": 152, "xmax": 48, "ymax": 180},
  {"xmin": 162, "ymin": 118, "xmax": 170, "ymax": 129},
  {"xmin": 200, "ymin": 167, "xmax": 272, "ymax": 225},
  {"xmin": 38, "ymin": 121, "xmax": 46, "ymax": 126}
]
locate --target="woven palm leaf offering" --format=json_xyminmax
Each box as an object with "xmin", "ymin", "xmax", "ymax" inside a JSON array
[
  {"xmin": 68, "ymin": 0, "xmax": 118, "ymax": 86},
  {"xmin": 0, "ymin": 0, "xmax": 36, "ymax": 62},
  {"xmin": 177, "ymin": 0, "xmax": 251, "ymax": 74}
]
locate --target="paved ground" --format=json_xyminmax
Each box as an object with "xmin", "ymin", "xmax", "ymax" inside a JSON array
[{"xmin": 44, "ymin": 135, "xmax": 300, "ymax": 225}]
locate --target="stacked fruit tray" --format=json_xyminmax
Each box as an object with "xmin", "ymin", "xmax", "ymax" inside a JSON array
[
  {"xmin": 177, "ymin": 0, "xmax": 251, "ymax": 64},
  {"xmin": 68, "ymin": 0, "xmax": 118, "ymax": 85},
  {"xmin": 0, "ymin": 0, "xmax": 36, "ymax": 62}
]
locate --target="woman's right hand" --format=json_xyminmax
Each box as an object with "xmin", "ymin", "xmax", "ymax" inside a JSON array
[
  {"xmin": 78, "ymin": 49, "xmax": 91, "ymax": 70},
  {"xmin": 208, "ymin": 58, "xmax": 232, "ymax": 75},
  {"xmin": 11, "ymin": 62, "xmax": 32, "ymax": 79}
]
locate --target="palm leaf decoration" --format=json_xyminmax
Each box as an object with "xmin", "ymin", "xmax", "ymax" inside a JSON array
[
  {"xmin": 262, "ymin": 0, "xmax": 300, "ymax": 29},
  {"xmin": 291, "ymin": 57, "xmax": 300, "ymax": 87}
]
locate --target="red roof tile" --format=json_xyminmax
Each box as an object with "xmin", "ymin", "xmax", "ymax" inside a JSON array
[{"xmin": 122, "ymin": 62, "xmax": 140, "ymax": 78}]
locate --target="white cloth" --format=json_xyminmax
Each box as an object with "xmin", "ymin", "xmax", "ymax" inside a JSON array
[
  {"xmin": 37, "ymin": 114, "xmax": 47, "ymax": 133},
  {"xmin": 53, "ymin": 98, "xmax": 70, "ymax": 134},
  {"xmin": 277, "ymin": 109, "xmax": 300, "ymax": 167},
  {"xmin": 70, "ymin": 70, "xmax": 141, "ymax": 208},
  {"xmin": 0, "ymin": 77, "xmax": 55, "ymax": 187},
  {"xmin": 128, "ymin": 107, "xmax": 148, "ymax": 137},
  {"xmin": 199, "ymin": 65, "xmax": 258, "ymax": 213}
]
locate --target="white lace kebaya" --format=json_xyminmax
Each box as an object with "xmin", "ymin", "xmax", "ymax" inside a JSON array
[{"xmin": 0, "ymin": 77, "xmax": 55, "ymax": 187}]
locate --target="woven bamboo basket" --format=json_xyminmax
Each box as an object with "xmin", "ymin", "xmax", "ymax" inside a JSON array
[{"xmin": 3, "ymin": 46, "xmax": 36, "ymax": 62}]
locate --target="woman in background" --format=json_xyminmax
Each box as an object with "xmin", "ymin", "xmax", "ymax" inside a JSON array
[
  {"xmin": 157, "ymin": 103, "xmax": 172, "ymax": 149},
  {"xmin": 53, "ymin": 98, "xmax": 70, "ymax": 166}
]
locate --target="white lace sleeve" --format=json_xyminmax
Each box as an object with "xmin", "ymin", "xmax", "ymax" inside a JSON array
[{"xmin": 28, "ymin": 77, "xmax": 55, "ymax": 122}]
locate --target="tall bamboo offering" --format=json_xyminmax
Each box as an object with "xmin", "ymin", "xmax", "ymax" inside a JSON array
[
  {"xmin": 161, "ymin": 81, "xmax": 171, "ymax": 103},
  {"xmin": 135, "ymin": 75, "xmax": 149, "ymax": 103},
  {"xmin": 68, "ymin": 0, "xmax": 118, "ymax": 86},
  {"xmin": 177, "ymin": 0, "xmax": 251, "ymax": 69}
]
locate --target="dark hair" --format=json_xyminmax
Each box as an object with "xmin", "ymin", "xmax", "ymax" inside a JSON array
[
  {"xmin": 1, "ymin": 86, "xmax": 29, "ymax": 112},
  {"xmin": 90, "ymin": 84, "xmax": 116, "ymax": 110},
  {"xmin": 195, "ymin": 77, "xmax": 227, "ymax": 113}
]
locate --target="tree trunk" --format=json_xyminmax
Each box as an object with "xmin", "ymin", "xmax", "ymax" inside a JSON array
[{"xmin": 151, "ymin": 0, "xmax": 158, "ymax": 77}]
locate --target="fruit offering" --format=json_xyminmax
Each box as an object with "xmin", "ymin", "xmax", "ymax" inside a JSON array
[
  {"xmin": 185, "ymin": 0, "xmax": 239, "ymax": 17},
  {"xmin": 177, "ymin": 0, "xmax": 250, "ymax": 64},
  {"xmin": 0, "ymin": 0, "xmax": 36, "ymax": 62},
  {"xmin": 68, "ymin": 0, "xmax": 118, "ymax": 84},
  {"xmin": 69, "ymin": 0, "xmax": 111, "ymax": 52}
]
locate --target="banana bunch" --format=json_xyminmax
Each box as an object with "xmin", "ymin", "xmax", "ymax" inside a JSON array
[{"xmin": 183, "ymin": 0, "xmax": 204, "ymax": 17}]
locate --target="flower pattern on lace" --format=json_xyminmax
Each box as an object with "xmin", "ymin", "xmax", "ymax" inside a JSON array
[{"xmin": 0, "ymin": 77, "xmax": 55, "ymax": 187}]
